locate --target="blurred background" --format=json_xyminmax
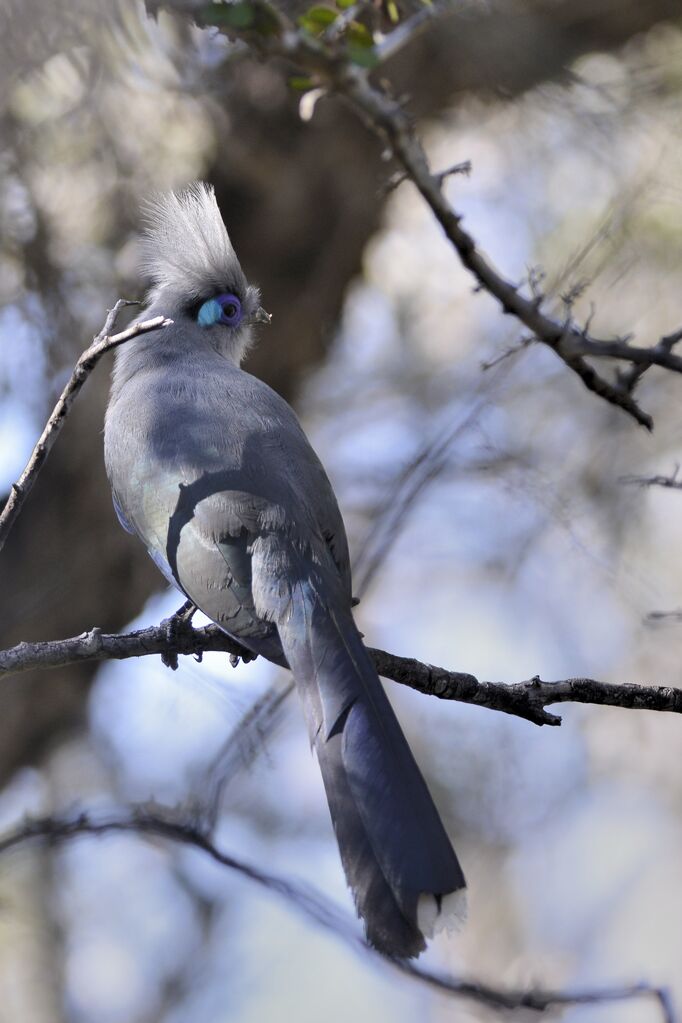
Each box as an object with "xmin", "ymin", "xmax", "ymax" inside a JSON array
[{"xmin": 1, "ymin": 1, "xmax": 682, "ymax": 1020}]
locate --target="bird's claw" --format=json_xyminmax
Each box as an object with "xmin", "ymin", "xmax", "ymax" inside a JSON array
[
  {"xmin": 229, "ymin": 646, "xmax": 256, "ymax": 669},
  {"xmin": 160, "ymin": 600, "xmax": 198, "ymax": 670}
]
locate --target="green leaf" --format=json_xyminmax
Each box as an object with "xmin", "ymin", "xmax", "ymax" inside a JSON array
[
  {"xmin": 289, "ymin": 75, "xmax": 316, "ymax": 91},
  {"xmin": 336, "ymin": 0, "xmax": 355, "ymax": 8},
  {"xmin": 298, "ymin": 4, "xmax": 337, "ymax": 32},
  {"xmin": 205, "ymin": 0, "xmax": 280, "ymax": 34},
  {"xmin": 211, "ymin": 1, "xmax": 255, "ymax": 28},
  {"xmin": 254, "ymin": 4, "xmax": 280, "ymax": 33},
  {"xmin": 346, "ymin": 20, "xmax": 374, "ymax": 46},
  {"xmin": 386, "ymin": 0, "xmax": 399, "ymax": 22},
  {"xmin": 346, "ymin": 42, "xmax": 379, "ymax": 67}
]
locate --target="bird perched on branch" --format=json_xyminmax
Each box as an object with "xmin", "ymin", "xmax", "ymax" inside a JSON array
[{"xmin": 104, "ymin": 182, "xmax": 466, "ymax": 958}]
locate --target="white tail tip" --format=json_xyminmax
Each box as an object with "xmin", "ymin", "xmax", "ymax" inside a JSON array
[{"xmin": 417, "ymin": 887, "xmax": 468, "ymax": 940}]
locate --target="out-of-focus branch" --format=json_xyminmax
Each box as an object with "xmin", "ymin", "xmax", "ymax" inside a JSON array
[
  {"xmin": 646, "ymin": 609, "xmax": 682, "ymax": 625},
  {"xmin": 353, "ymin": 389, "xmax": 493, "ymax": 599},
  {"xmin": 0, "ymin": 301, "xmax": 172, "ymax": 555},
  {"xmin": 0, "ymin": 807, "xmax": 675, "ymax": 1021},
  {"xmin": 2, "ymin": 621, "xmax": 681, "ymax": 727},
  {"xmin": 621, "ymin": 466, "xmax": 682, "ymax": 490}
]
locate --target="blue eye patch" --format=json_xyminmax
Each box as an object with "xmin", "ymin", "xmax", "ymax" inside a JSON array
[{"xmin": 197, "ymin": 293, "xmax": 242, "ymax": 327}]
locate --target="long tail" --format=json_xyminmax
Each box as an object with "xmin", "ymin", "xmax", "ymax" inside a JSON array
[{"xmin": 257, "ymin": 547, "xmax": 466, "ymax": 958}]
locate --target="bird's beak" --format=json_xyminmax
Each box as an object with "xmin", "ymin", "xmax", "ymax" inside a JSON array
[{"xmin": 250, "ymin": 306, "xmax": 272, "ymax": 326}]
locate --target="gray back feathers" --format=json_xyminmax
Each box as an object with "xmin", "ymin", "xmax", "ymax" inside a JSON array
[{"xmin": 140, "ymin": 182, "xmax": 247, "ymax": 300}]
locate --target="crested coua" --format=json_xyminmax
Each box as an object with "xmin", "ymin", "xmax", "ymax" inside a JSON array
[{"xmin": 104, "ymin": 183, "xmax": 466, "ymax": 958}]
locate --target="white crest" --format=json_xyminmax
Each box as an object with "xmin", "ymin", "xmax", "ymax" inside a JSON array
[{"xmin": 139, "ymin": 182, "xmax": 246, "ymax": 300}]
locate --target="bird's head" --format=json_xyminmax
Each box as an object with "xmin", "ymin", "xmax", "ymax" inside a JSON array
[{"xmin": 140, "ymin": 182, "xmax": 270, "ymax": 365}]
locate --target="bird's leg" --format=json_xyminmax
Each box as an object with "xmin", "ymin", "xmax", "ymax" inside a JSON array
[
  {"xmin": 159, "ymin": 598, "xmax": 256, "ymax": 670},
  {"xmin": 160, "ymin": 598, "xmax": 198, "ymax": 670},
  {"xmin": 174, "ymin": 598, "xmax": 198, "ymax": 622}
]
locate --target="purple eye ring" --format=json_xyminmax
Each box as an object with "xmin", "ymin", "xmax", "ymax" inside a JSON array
[
  {"xmin": 196, "ymin": 293, "xmax": 244, "ymax": 329},
  {"xmin": 217, "ymin": 293, "xmax": 242, "ymax": 326}
]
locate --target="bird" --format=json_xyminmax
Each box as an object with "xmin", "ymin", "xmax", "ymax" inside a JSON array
[{"xmin": 104, "ymin": 182, "xmax": 466, "ymax": 958}]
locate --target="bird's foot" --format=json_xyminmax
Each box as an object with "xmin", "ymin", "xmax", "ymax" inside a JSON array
[
  {"xmin": 229, "ymin": 645, "xmax": 257, "ymax": 669},
  {"xmin": 160, "ymin": 599, "xmax": 198, "ymax": 670}
]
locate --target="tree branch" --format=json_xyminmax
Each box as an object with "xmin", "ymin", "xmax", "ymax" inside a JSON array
[
  {"xmin": 332, "ymin": 64, "xmax": 676, "ymax": 429},
  {"xmin": 2, "ymin": 620, "xmax": 680, "ymax": 727},
  {"xmin": 616, "ymin": 329, "xmax": 682, "ymax": 394},
  {"xmin": 186, "ymin": 0, "xmax": 682, "ymax": 429},
  {"xmin": 0, "ymin": 301, "xmax": 172, "ymax": 555},
  {"xmin": 621, "ymin": 466, "xmax": 682, "ymax": 491},
  {"xmin": 0, "ymin": 807, "xmax": 674, "ymax": 1021}
]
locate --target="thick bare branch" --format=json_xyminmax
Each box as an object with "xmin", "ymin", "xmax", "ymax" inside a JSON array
[
  {"xmin": 1, "ymin": 621, "xmax": 680, "ymax": 727},
  {"xmin": 0, "ymin": 808, "xmax": 674, "ymax": 1021},
  {"xmin": 376, "ymin": 654, "xmax": 682, "ymax": 726},
  {"xmin": 0, "ymin": 302, "xmax": 172, "ymax": 555}
]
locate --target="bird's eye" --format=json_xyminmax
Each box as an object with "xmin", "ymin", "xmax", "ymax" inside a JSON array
[
  {"xmin": 218, "ymin": 293, "xmax": 242, "ymax": 326},
  {"xmin": 197, "ymin": 293, "xmax": 243, "ymax": 328}
]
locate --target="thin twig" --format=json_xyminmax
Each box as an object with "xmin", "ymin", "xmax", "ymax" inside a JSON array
[
  {"xmin": 1, "ymin": 622, "xmax": 681, "ymax": 727},
  {"xmin": 480, "ymin": 335, "xmax": 535, "ymax": 371},
  {"xmin": 617, "ymin": 328, "xmax": 682, "ymax": 394},
  {"xmin": 0, "ymin": 302, "xmax": 172, "ymax": 554},
  {"xmin": 621, "ymin": 466, "xmax": 682, "ymax": 490},
  {"xmin": 374, "ymin": 3, "xmax": 442, "ymax": 63},
  {"xmin": 322, "ymin": 0, "xmax": 373, "ymax": 43},
  {"xmin": 0, "ymin": 808, "xmax": 674, "ymax": 1021},
  {"xmin": 352, "ymin": 390, "xmax": 494, "ymax": 598},
  {"xmin": 646, "ymin": 609, "xmax": 682, "ymax": 625},
  {"xmin": 385, "ymin": 159, "xmax": 471, "ymax": 196},
  {"xmin": 434, "ymin": 159, "xmax": 472, "ymax": 187}
]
